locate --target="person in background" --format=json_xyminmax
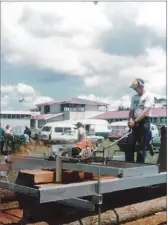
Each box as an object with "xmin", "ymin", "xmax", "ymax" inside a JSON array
[
  {"xmin": 0, "ymin": 124, "xmax": 5, "ymax": 155},
  {"xmin": 4, "ymin": 125, "xmax": 13, "ymax": 154},
  {"xmin": 24, "ymin": 126, "xmax": 31, "ymax": 138},
  {"xmin": 5, "ymin": 125, "xmax": 13, "ymax": 136},
  {"xmin": 128, "ymin": 78, "xmax": 154, "ymax": 163},
  {"xmin": 24, "ymin": 132, "xmax": 30, "ymax": 145},
  {"xmin": 77, "ymin": 122, "xmax": 86, "ymax": 142}
]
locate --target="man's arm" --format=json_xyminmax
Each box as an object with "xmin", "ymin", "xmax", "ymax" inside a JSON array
[
  {"xmin": 129, "ymin": 109, "xmax": 134, "ymax": 120},
  {"xmin": 134, "ymin": 94, "xmax": 153, "ymax": 123},
  {"xmin": 129, "ymin": 96, "xmax": 134, "ymax": 121}
]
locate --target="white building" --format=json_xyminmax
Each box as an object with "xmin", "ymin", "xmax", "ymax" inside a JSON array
[
  {"xmin": 0, "ymin": 110, "xmax": 40, "ymax": 130},
  {"xmin": 30, "ymin": 97, "xmax": 108, "ymax": 128}
]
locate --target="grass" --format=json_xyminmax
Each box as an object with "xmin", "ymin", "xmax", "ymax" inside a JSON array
[{"xmin": 98, "ymin": 139, "xmax": 159, "ymax": 164}]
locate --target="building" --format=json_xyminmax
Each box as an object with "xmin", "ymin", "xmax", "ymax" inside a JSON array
[
  {"xmin": 0, "ymin": 111, "xmax": 40, "ymax": 130},
  {"xmin": 93, "ymin": 108, "xmax": 167, "ymax": 125},
  {"xmin": 31, "ymin": 97, "xmax": 108, "ymax": 128}
]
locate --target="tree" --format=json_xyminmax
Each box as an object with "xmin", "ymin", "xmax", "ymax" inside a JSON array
[{"xmin": 118, "ymin": 106, "xmax": 129, "ymax": 111}]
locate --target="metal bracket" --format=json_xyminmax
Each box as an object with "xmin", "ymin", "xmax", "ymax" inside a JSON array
[{"xmin": 92, "ymin": 194, "xmax": 103, "ymax": 205}]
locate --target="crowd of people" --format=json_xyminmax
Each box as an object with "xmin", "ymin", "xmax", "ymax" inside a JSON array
[{"xmin": 0, "ymin": 124, "xmax": 32, "ymax": 155}]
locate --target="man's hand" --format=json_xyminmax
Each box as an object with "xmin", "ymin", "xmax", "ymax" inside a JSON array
[{"xmin": 128, "ymin": 118, "xmax": 135, "ymax": 129}]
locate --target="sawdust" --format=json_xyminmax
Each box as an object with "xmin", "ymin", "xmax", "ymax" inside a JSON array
[{"xmin": 12, "ymin": 141, "xmax": 50, "ymax": 156}]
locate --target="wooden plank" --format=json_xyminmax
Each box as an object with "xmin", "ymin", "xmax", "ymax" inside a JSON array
[
  {"xmin": 18, "ymin": 169, "xmax": 54, "ymax": 184},
  {"xmin": 62, "ymin": 170, "xmax": 80, "ymax": 184},
  {"xmin": 35, "ymin": 183, "xmax": 63, "ymax": 188}
]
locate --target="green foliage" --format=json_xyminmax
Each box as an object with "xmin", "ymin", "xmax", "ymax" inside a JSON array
[
  {"xmin": 118, "ymin": 106, "xmax": 130, "ymax": 111},
  {"xmin": 11, "ymin": 135, "xmax": 27, "ymax": 152},
  {"xmin": 13, "ymin": 135, "xmax": 26, "ymax": 145}
]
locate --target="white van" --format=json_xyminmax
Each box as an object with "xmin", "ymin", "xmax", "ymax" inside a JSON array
[
  {"xmin": 39, "ymin": 120, "xmax": 105, "ymax": 145},
  {"xmin": 38, "ymin": 122, "xmax": 77, "ymax": 142},
  {"xmin": 60, "ymin": 119, "xmax": 111, "ymax": 138}
]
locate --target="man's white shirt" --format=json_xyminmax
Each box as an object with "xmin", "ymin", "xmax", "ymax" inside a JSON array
[
  {"xmin": 130, "ymin": 90, "xmax": 154, "ymax": 118},
  {"xmin": 78, "ymin": 127, "xmax": 86, "ymax": 141}
]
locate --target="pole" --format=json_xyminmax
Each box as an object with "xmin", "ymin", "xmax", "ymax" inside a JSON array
[
  {"xmin": 56, "ymin": 156, "xmax": 62, "ymax": 183},
  {"xmin": 98, "ymin": 168, "xmax": 101, "ymax": 225}
]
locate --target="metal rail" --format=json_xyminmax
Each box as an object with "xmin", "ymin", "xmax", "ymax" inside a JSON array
[
  {"xmin": 39, "ymin": 172, "xmax": 166, "ymax": 203},
  {"xmin": 0, "ymin": 181, "xmax": 39, "ymax": 197},
  {"xmin": 0, "ymin": 172, "xmax": 166, "ymax": 205},
  {"xmin": 62, "ymin": 161, "xmax": 159, "ymax": 178},
  {"xmin": 0, "ymin": 152, "xmax": 166, "ymax": 212}
]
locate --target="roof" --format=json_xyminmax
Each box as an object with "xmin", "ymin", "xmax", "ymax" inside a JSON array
[
  {"xmin": 58, "ymin": 119, "xmax": 109, "ymax": 125},
  {"xmin": 1, "ymin": 110, "xmax": 33, "ymax": 115},
  {"xmin": 36, "ymin": 97, "xmax": 108, "ymax": 107},
  {"xmin": 93, "ymin": 108, "xmax": 167, "ymax": 119},
  {"xmin": 32, "ymin": 113, "xmax": 63, "ymax": 120}
]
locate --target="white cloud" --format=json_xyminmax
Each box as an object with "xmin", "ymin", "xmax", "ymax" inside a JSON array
[
  {"xmin": 78, "ymin": 94, "xmax": 131, "ymax": 111},
  {"xmin": 84, "ymin": 76, "xmax": 99, "ymax": 87},
  {"xmin": 136, "ymin": 2, "xmax": 166, "ymax": 37},
  {"xmin": 1, "ymin": 83, "xmax": 53, "ymax": 110},
  {"xmin": 1, "ymin": 2, "xmax": 166, "ymax": 103}
]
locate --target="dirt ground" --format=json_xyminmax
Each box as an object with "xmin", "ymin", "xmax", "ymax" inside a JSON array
[{"xmin": 0, "ymin": 201, "xmax": 166, "ymax": 225}]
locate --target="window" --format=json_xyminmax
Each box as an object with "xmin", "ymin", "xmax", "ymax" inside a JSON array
[
  {"xmin": 61, "ymin": 104, "xmax": 70, "ymax": 112},
  {"xmin": 30, "ymin": 119, "xmax": 36, "ymax": 129},
  {"xmin": 61, "ymin": 104, "xmax": 85, "ymax": 112},
  {"xmin": 98, "ymin": 105, "xmax": 107, "ymax": 111},
  {"xmin": 24, "ymin": 115, "xmax": 31, "ymax": 119},
  {"xmin": 160, "ymin": 117, "xmax": 166, "ymax": 124},
  {"xmin": 54, "ymin": 127, "xmax": 63, "ymax": 133},
  {"xmin": 152, "ymin": 117, "xmax": 157, "ymax": 124},
  {"xmin": 44, "ymin": 105, "xmax": 50, "ymax": 114},
  {"xmin": 42, "ymin": 126, "xmax": 52, "ymax": 132},
  {"xmin": 64, "ymin": 127, "xmax": 71, "ymax": 132},
  {"xmin": 1, "ymin": 114, "xmax": 7, "ymax": 119},
  {"xmin": 38, "ymin": 107, "xmax": 41, "ymax": 112},
  {"xmin": 12, "ymin": 114, "xmax": 16, "ymax": 119},
  {"xmin": 7, "ymin": 114, "xmax": 11, "ymax": 119},
  {"xmin": 77, "ymin": 104, "xmax": 85, "ymax": 112}
]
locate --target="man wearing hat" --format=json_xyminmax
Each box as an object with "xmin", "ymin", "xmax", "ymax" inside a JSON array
[
  {"xmin": 77, "ymin": 122, "xmax": 86, "ymax": 142},
  {"xmin": 128, "ymin": 78, "xmax": 154, "ymax": 163}
]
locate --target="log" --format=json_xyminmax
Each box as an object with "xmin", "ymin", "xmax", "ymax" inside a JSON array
[
  {"xmin": 62, "ymin": 196, "xmax": 166, "ymax": 225},
  {"xmin": 0, "ymin": 190, "xmax": 16, "ymax": 202}
]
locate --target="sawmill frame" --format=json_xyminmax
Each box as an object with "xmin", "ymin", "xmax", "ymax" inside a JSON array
[{"xmin": 0, "ymin": 159, "xmax": 166, "ymax": 209}]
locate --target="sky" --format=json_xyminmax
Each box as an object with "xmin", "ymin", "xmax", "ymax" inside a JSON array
[{"xmin": 1, "ymin": 1, "xmax": 167, "ymax": 111}]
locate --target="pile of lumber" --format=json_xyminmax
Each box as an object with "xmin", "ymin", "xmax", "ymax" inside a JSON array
[{"xmin": 15, "ymin": 168, "xmax": 114, "ymax": 188}]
